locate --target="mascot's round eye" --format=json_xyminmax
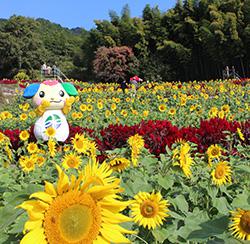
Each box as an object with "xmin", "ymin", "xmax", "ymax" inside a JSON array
[
  {"xmin": 59, "ymin": 90, "xmax": 65, "ymax": 97},
  {"xmin": 39, "ymin": 91, "xmax": 45, "ymax": 98}
]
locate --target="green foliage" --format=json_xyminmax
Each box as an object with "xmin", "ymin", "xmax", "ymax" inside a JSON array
[
  {"xmin": 13, "ymin": 70, "xmax": 30, "ymax": 81},
  {"xmin": 0, "ymin": 1, "xmax": 250, "ymax": 81}
]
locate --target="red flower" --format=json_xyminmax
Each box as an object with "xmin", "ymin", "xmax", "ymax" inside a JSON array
[
  {"xmin": 197, "ymin": 118, "xmax": 240, "ymax": 152},
  {"xmin": 98, "ymin": 124, "xmax": 139, "ymax": 151},
  {"xmin": 137, "ymin": 120, "xmax": 182, "ymax": 156}
]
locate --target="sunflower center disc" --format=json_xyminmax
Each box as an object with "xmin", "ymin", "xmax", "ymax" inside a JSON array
[
  {"xmin": 141, "ymin": 201, "xmax": 158, "ymax": 218},
  {"xmin": 59, "ymin": 204, "xmax": 93, "ymax": 242},
  {"xmin": 240, "ymin": 211, "xmax": 250, "ymax": 234},
  {"xmin": 211, "ymin": 149, "xmax": 219, "ymax": 157},
  {"xmin": 26, "ymin": 161, "xmax": 33, "ymax": 168},
  {"xmin": 68, "ymin": 159, "xmax": 76, "ymax": 167},
  {"xmin": 76, "ymin": 140, "xmax": 84, "ymax": 149},
  {"xmin": 215, "ymin": 166, "xmax": 225, "ymax": 179}
]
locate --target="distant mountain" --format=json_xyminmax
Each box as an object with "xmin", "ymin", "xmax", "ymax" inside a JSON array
[
  {"xmin": 71, "ymin": 27, "xmax": 86, "ymax": 35},
  {"xmin": 0, "ymin": 15, "xmax": 88, "ymax": 79}
]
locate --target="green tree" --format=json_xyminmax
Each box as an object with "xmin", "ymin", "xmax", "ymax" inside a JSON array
[{"xmin": 0, "ymin": 16, "xmax": 47, "ymax": 77}]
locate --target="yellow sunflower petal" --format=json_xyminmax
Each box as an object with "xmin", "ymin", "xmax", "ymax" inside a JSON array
[
  {"xmin": 99, "ymin": 198, "xmax": 130, "ymax": 212},
  {"xmin": 93, "ymin": 235, "xmax": 110, "ymax": 244},
  {"xmin": 100, "ymin": 228, "xmax": 131, "ymax": 244},
  {"xmin": 20, "ymin": 227, "xmax": 46, "ymax": 244},
  {"xmin": 55, "ymin": 164, "xmax": 69, "ymax": 194},
  {"xmin": 44, "ymin": 181, "xmax": 57, "ymax": 197},
  {"xmin": 87, "ymin": 183, "xmax": 119, "ymax": 200},
  {"xmin": 24, "ymin": 219, "xmax": 43, "ymax": 233},
  {"xmin": 102, "ymin": 223, "xmax": 136, "ymax": 234},
  {"xmin": 101, "ymin": 208, "xmax": 132, "ymax": 223},
  {"xmin": 30, "ymin": 192, "xmax": 53, "ymax": 204}
]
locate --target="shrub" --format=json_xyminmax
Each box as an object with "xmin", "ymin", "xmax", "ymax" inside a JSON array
[{"xmin": 93, "ymin": 46, "xmax": 139, "ymax": 82}]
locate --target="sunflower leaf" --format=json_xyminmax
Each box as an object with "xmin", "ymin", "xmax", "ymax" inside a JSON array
[
  {"xmin": 0, "ymin": 205, "xmax": 24, "ymax": 230},
  {"xmin": 158, "ymin": 174, "xmax": 174, "ymax": 191},
  {"xmin": 152, "ymin": 227, "xmax": 169, "ymax": 242},
  {"xmin": 170, "ymin": 195, "xmax": 189, "ymax": 214},
  {"xmin": 212, "ymin": 197, "xmax": 230, "ymax": 214},
  {"xmin": 187, "ymin": 215, "xmax": 229, "ymax": 240},
  {"xmin": 177, "ymin": 208, "xmax": 209, "ymax": 240},
  {"xmin": 231, "ymin": 190, "xmax": 250, "ymax": 209},
  {"xmin": 234, "ymin": 164, "xmax": 250, "ymax": 174}
]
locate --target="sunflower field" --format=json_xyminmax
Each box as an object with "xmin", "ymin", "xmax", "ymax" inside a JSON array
[{"xmin": 0, "ymin": 78, "xmax": 249, "ymax": 243}]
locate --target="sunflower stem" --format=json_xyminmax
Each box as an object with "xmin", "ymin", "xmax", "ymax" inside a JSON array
[{"xmin": 131, "ymin": 234, "xmax": 149, "ymax": 244}]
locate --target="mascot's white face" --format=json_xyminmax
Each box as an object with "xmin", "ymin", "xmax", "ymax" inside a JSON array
[{"xmin": 33, "ymin": 82, "xmax": 69, "ymax": 110}]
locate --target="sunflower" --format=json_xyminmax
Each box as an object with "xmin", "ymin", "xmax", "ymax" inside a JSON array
[
  {"xmin": 87, "ymin": 104, "xmax": 93, "ymax": 111},
  {"xmin": 5, "ymin": 144, "xmax": 12, "ymax": 160},
  {"xmin": 190, "ymin": 104, "xmax": 197, "ymax": 112},
  {"xmin": 29, "ymin": 111, "xmax": 36, "ymax": 118},
  {"xmin": 180, "ymin": 97, "xmax": 186, "ymax": 106},
  {"xmin": 18, "ymin": 162, "xmax": 134, "ymax": 244},
  {"xmin": 211, "ymin": 161, "xmax": 232, "ymax": 186},
  {"xmin": 125, "ymin": 97, "xmax": 130, "ymax": 102},
  {"xmin": 71, "ymin": 133, "xmax": 90, "ymax": 154},
  {"xmin": 203, "ymin": 93, "xmax": 209, "ymax": 100},
  {"xmin": 82, "ymin": 158, "xmax": 117, "ymax": 187},
  {"xmin": 208, "ymin": 107, "xmax": 218, "ymax": 118},
  {"xmin": 72, "ymin": 112, "xmax": 78, "ymax": 120},
  {"xmin": 48, "ymin": 139, "xmax": 56, "ymax": 157},
  {"xmin": 64, "ymin": 145, "xmax": 71, "ymax": 152},
  {"xmin": 97, "ymin": 102, "xmax": 103, "ymax": 110},
  {"xmin": 173, "ymin": 142, "xmax": 193, "ymax": 178},
  {"xmin": 207, "ymin": 144, "xmax": 222, "ymax": 165},
  {"xmin": 27, "ymin": 142, "xmax": 39, "ymax": 154},
  {"xmin": 77, "ymin": 112, "xmax": 83, "ymax": 119},
  {"xmin": 221, "ymin": 104, "xmax": 230, "ymax": 114},
  {"xmin": 229, "ymin": 208, "xmax": 250, "ymax": 240},
  {"xmin": 237, "ymin": 128, "xmax": 245, "ymax": 141},
  {"xmin": 20, "ymin": 113, "xmax": 28, "ymax": 121},
  {"xmin": 80, "ymin": 104, "xmax": 87, "ymax": 112},
  {"xmin": 0, "ymin": 132, "xmax": 7, "ymax": 144},
  {"xmin": 19, "ymin": 130, "xmax": 30, "ymax": 141},
  {"xmin": 128, "ymin": 134, "xmax": 144, "ymax": 167},
  {"xmin": 108, "ymin": 158, "xmax": 130, "ymax": 172},
  {"xmin": 115, "ymin": 98, "xmax": 121, "ymax": 103},
  {"xmin": 86, "ymin": 97, "xmax": 92, "ymax": 103},
  {"xmin": 120, "ymin": 110, "xmax": 128, "ymax": 117},
  {"xmin": 62, "ymin": 153, "xmax": 81, "ymax": 170},
  {"xmin": 36, "ymin": 156, "xmax": 46, "ymax": 167},
  {"xmin": 105, "ymin": 110, "xmax": 111, "ymax": 118},
  {"xmin": 131, "ymin": 109, "xmax": 138, "ymax": 115},
  {"xmin": 143, "ymin": 110, "xmax": 149, "ymax": 117},
  {"xmin": 19, "ymin": 155, "xmax": 36, "ymax": 172},
  {"xmin": 218, "ymin": 110, "xmax": 225, "ymax": 119},
  {"xmin": 228, "ymin": 114, "xmax": 235, "ymax": 121},
  {"xmin": 45, "ymin": 127, "xmax": 56, "ymax": 138},
  {"xmin": 111, "ymin": 103, "xmax": 117, "ymax": 111},
  {"xmin": 158, "ymin": 104, "xmax": 167, "ymax": 112},
  {"xmin": 168, "ymin": 108, "xmax": 176, "ymax": 116},
  {"xmin": 130, "ymin": 191, "xmax": 170, "ymax": 230}
]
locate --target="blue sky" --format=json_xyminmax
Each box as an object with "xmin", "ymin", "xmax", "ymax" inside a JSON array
[{"xmin": 0, "ymin": 0, "xmax": 176, "ymax": 30}]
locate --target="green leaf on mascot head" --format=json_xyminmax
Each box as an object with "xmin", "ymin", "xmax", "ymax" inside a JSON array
[{"xmin": 61, "ymin": 83, "xmax": 78, "ymax": 96}]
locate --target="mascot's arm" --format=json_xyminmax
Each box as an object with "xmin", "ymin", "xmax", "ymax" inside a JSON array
[
  {"xmin": 35, "ymin": 100, "xmax": 50, "ymax": 116},
  {"xmin": 62, "ymin": 97, "xmax": 75, "ymax": 114}
]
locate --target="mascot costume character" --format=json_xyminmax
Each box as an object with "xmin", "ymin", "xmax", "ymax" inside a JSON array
[{"xmin": 23, "ymin": 80, "xmax": 78, "ymax": 142}]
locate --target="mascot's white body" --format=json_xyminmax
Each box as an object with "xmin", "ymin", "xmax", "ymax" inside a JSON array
[
  {"xmin": 23, "ymin": 80, "xmax": 78, "ymax": 142},
  {"xmin": 34, "ymin": 110, "xmax": 69, "ymax": 141}
]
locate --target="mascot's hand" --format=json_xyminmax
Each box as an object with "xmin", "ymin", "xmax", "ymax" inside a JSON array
[
  {"xmin": 35, "ymin": 100, "xmax": 51, "ymax": 116},
  {"xmin": 62, "ymin": 97, "xmax": 75, "ymax": 114}
]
